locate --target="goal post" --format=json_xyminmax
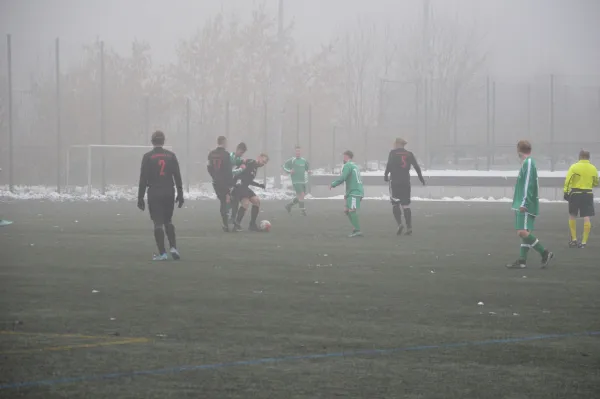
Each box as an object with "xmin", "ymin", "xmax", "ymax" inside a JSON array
[{"xmin": 65, "ymin": 144, "xmax": 173, "ymax": 197}]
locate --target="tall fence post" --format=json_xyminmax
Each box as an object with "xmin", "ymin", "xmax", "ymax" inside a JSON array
[
  {"xmin": 7, "ymin": 34, "xmax": 14, "ymax": 193},
  {"xmin": 549, "ymin": 74, "xmax": 555, "ymax": 171},
  {"xmin": 185, "ymin": 98, "xmax": 190, "ymax": 193},
  {"xmin": 331, "ymin": 126, "xmax": 336, "ymax": 173},
  {"xmin": 308, "ymin": 104, "xmax": 312, "ymax": 163},
  {"xmin": 263, "ymin": 101, "xmax": 268, "ymax": 183},
  {"xmin": 363, "ymin": 126, "xmax": 368, "ymax": 169},
  {"xmin": 100, "ymin": 40, "xmax": 106, "ymax": 194},
  {"xmin": 485, "ymin": 76, "xmax": 491, "ymax": 171},
  {"xmin": 491, "ymin": 80, "xmax": 496, "ymax": 166},
  {"xmin": 308, "ymin": 104, "xmax": 312, "ymax": 193},
  {"xmin": 296, "ymin": 102, "xmax": 300, "ymax": 146},
  {"xmin": 526, "ymin": 83, "xmax": 531, "ymax": 137},
  {"xmin": 225, "ymin": 100, "xmax": 230, "ymax": 139},
  {"xmin": 453, "ymin": 85, "xmax": 458, "ymax": 167},
  {"xmin": 55, "ymin": 37, "xmax": 61, "ymax": 193},
  {"xmin": 144, "ymin": 95, "xmax": 150, "ymax": 136}
]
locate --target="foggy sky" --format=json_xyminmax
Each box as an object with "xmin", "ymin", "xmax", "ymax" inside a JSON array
[{"xmin": 1, "ymin": 0, "xmax": 599, "ymax": 78}]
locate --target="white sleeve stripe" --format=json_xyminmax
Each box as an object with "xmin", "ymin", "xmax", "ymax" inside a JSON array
[{"xmin": 520, "ymin": 158, "xmax": 532, "ymax": 207}]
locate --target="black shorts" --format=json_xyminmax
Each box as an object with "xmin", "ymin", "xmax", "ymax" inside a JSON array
[
  {"xmin": 148, "ymin": 194, "xmax": 175, "ymax": 225},
  {"xmin": 568, "ymin": 192, "xmax": 595, "ymax": 217},
  {"xmin": 232, "ymin": 185, "xmax": 256, "ymax": 200},
  {"xmin": 213, "ymin": 183, "xmax": 231, "ymax": 202},
  {"xmin": 389, "ymin": 182, "xmax": 411, "ymax": 206}
]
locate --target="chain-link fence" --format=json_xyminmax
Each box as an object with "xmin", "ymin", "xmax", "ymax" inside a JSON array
[
  {"xmin": 2, "ymin": 33, "xmax": 600, "ymax": 193},
  {"xmin": 379, "ymin": 75, "xmax": 600, "ymax": 170}
]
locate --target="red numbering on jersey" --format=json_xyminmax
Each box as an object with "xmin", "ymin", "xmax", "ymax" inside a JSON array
[
  {"xmin": 401, "ymin": 155, "xmax": 407, "ymax": 168},
  {"xmin": 158, "ymin": 159, "xmax": 166, "ymax": 176},
  {"xmin": 212, "ymin": 159, "xmax": 222, "ymax": 170}
]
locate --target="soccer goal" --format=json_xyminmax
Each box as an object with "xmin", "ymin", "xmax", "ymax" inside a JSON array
[{"xmin": 65, "ymin": 144, "xmax": 172, "ymax": 197}]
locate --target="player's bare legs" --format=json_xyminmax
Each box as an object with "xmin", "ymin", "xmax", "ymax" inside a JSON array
[
  {"xmin": 165, "ymin": 217, "xmax": 180, "ymax": 260},
  {"xmin": 248, "ymin": 196, "xmax": 261, "ymax": 231}
]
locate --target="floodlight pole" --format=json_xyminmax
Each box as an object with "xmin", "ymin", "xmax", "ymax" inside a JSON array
[
  {"xmin": 7, "ymin": 34, "xmax": 14, "ymax": 193},
  {"xmin": 56, "ymin": 37, "xmax": 61, "ymax": 193}
]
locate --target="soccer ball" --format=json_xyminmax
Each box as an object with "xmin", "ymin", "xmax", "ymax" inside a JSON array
[{"xmin": 259, "ymin": 220, "xmax": 272, "ymax": 232}]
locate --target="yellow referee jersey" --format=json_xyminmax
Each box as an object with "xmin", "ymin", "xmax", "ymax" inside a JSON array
[{"xmin": 564, "ymin": 160, "xmax": 599, "ymax": 193}]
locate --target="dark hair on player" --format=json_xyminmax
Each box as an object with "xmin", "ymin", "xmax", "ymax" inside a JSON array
[
  {"xmin": 237, "ymin": 142, "xmax": 247, "ymax": 152},
  {"xmin": 343, "ymin": 150, "xmax": 354, "ymax": 159},
  {"xmin": 151, "ymin": 130, "xmax": 165, "ymax": 146},
  {"xmin": 579, "ymin": 150, "xmax": 590, "ymax": 160},
  {"xmin": 295, "ymin": 145, "xmax": 301, "ymax": 149},
  {"xmin": 217, "ymin": 136, "xmax": 227, "ymax": 146},
  {"xmin": 517, "ymin": 140, "xmax": 532, "ymax": 154}
]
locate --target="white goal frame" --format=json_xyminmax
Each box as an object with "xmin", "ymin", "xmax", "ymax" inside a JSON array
[{"xmin": 66, "ymin": 144, "xmax": 172, "ymax": 197}]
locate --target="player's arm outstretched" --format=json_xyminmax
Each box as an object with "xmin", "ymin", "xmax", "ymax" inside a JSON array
[
  {"xmin": 330, "ymin": 163, "xmax": 350, "ymax": 189},
  {"xmin": 410, "ymin": 152, "xmax": 426, "ymax": 185},
  {"xmin": 172, "ymin": 154, "xmax": 185, "ymax": 208},
  {"xmin": 137, "ymin": 154, "xmax": 149, "ymax": 210}
]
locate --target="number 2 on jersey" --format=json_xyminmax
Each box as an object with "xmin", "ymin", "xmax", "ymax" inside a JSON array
[{"xmin": 158, "ymin": 159, "xmax": 166, "ymax": 176}]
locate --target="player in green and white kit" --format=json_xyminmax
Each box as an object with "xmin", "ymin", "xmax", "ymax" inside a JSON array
[
  {"xmin": 229, "ymin": 142, "xmax": 247, "ymax": 223},
  {"xmin": 330, "ymin": 150, "xmax": 364, "ymax": 237},
  {"xmin": 507, "ymin": 140, "xmax": 554, "ymax": 269},
  {"xmin": 283, "ymin": 146, "xmax": 311, "ymax": 215}
]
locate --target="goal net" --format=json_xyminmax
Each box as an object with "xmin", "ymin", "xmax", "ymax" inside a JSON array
[{"xmin": 65, "ymin": 144, "xmax": 173, "ymax": 197}]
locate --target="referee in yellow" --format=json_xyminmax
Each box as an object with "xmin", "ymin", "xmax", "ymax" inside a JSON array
[{"xmin": 564, "ymin": 150, "xmax": 599, "ymax": 248}]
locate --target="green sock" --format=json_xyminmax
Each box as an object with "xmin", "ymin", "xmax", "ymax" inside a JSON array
[
  {"xmin": 289, "ymin": 197, "xmax": 299, "ymax": 207},
  {"xmin": 349, "ymin": 212, "xmax": 360, "ymax": 231},
  {"xmin": 519, "ymin": 242, "xmax": 530, "ymax": 260},
  {"xmin": 525, "ymin": 234, "xmax": 546, "ymax": 255}
]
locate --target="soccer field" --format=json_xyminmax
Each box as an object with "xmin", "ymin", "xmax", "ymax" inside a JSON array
[{"xmin": 0, "ymin": 200, "xmax": 599, "ymax": 398}]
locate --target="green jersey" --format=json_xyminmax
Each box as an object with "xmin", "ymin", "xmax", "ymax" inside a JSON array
[
  {"xmin": 283, "ymin": 157, "xmax": 310, "ymax": 184},
  {"xmin": 331, "ymin": 161, "xmax": 364, "ymax": 197},
  {"xmin": 512, "ymin": 156, "xmax": 539, "ymax": 216},
  {"xmin": 230, "ymin": 152, "xmax": 244, "ymax": 176}
]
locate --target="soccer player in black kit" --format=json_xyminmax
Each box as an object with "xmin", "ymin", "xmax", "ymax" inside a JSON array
[
  {"xmin": 232, "ymin": 153, "xmax": 269, "ymax": 232},
  {"xmin": 207, "ymin": 136, "xmax": 234, "ymax": 232},
  {"xmin": 384, "ymin": 138, "xmax": 425, "ymax": 236},
  {"xmin": 137, "ymin": 131, "xmax": 184, "ymax": 260}
]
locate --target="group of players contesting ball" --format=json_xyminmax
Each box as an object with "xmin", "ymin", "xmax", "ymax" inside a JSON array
[{"xmin": 119, "ymin": 131, "xmax": 598, "ymax": 267}]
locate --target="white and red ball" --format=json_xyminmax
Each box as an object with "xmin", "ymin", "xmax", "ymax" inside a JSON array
[{"xmin": 259, "ymin": 220, "xmax": 272, "ymax": 232}]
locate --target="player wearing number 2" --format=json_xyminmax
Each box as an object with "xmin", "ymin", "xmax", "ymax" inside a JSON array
[
  {"xmin": 384, "ymin": 138, "xmax": 425, "ymax": 236},
  {"xmin": 330, "ymin": 150, "xmax": 364, "ymax": 237},
  {"xmin": 137, "ymin": 131, "xmax": 184, "ymax": 261}
]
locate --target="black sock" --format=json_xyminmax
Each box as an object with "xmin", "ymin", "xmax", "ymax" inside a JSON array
[
  {"xmin": 404, "ymin": 208, "xmax": 412, "ymax": 228},
  {"xmin": 236, "ymin": 207, "xmax": 246, "ymax": 224},
  {"xmin": 250, "ymin": 205, "xmax": 259, "ymax": 225},
  {"xmin": 154, "ymin": 227, "xmax": 166, "ymax": 254},
  {"xmin": 231, "ymin": 200, "xmax": 239, "ymax": 220},
  {"xmin": 392, "ymin": 204, "xmax": 403, "ymax": 225},
  {"xmin": 165, "ymin": 223, "xmax": 176, "ymax": 249},
  {"xmin": 219, "ymin": 200, "xmax": 228, "ymax": 226}
]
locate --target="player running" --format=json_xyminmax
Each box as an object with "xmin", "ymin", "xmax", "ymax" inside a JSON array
[
  {"xmin": 384, "ymin": 138, "xmax": 425, "ymax": 236},
  {"xmin": 283, "ymin": 145, "xmax": 311, "ymax": 215},
  {"xmin": 229, "ymin": 142, "xmax": 248, "ymax": 224},
  {"xmin": 232, "ymin": 153, "xmax": 269, "ymax": 232},
  {"xmin": 330, "ymin": 150, "xmax": 364, "ymax": 237},
  {"xmin": 137, "ymin": 131, "xmax": 184, "ymax": 261},
  {"xmin": 207, "ymin": 136, "xmax": 235, "ymax": 232},
  {"xmin": 506, "ymin": 140, "xmax": 553, "ymax": 269},
  {"xmin": 564, "ymin": 150, "xmax": 598, "ymax": 248}
]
